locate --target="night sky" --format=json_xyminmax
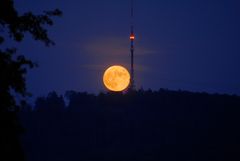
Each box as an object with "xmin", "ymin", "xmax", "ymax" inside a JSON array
[{"xmin": 13, "ymin": 0, "xmax": 240, "ymax": 97}]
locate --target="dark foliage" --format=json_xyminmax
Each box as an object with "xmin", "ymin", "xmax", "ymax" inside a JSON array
[
  {"xmin": 20, "ymin": 89, "xmax": 240, "ymax": 161},
  {"xmin": 0, "ymin": 0, "xmax": 61, "ymax": 161}
]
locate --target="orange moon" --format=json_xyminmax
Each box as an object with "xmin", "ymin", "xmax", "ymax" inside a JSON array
[{"xmin": 103, "ymin": 65, "xmax": 130, "ymax": 92}]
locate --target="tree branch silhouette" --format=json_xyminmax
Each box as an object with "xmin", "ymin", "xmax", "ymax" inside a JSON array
[{"xmin": 0, "ymin": 0, "xmax": 61, "ymax": 161}]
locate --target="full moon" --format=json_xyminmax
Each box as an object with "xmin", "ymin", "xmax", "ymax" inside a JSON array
[{"xmin": 103, "ymin": 65, "xmax": 130, "ymax": 92}]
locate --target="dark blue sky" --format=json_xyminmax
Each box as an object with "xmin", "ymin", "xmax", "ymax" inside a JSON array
[{"xmin": 13, "ymin": 0, "xmax": 240, "ymax": 96}]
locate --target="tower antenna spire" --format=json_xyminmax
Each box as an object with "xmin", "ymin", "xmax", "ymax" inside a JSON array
[
  {"xmin": 130, "ymin": 0, "xmax": 135, "ymax": 90},
  {"xmin": 131, "ymin": 0, "xmax": 134, "ymax": 18}
]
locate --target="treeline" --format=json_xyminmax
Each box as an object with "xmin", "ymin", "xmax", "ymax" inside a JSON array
[{"xmin": 20, "ymin": 89, "xmax": 240, "ymax": 161}]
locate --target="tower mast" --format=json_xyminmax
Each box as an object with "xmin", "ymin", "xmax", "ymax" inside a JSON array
[{"xmin": 130, "ymin": 0, "xmax": 135, "ymax": 90}]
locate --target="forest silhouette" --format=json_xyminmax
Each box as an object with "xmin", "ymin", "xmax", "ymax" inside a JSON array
[{"xmin": 19, "ymin": 89, "xmax": 240, "ymax": 161}]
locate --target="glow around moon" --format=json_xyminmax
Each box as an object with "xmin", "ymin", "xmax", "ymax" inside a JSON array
[{"xmin": 103, "ymin": 65, "xmax": 130, "ymax": 92}]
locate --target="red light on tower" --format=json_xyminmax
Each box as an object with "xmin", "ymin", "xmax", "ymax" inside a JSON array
[{"xmin": 130, "ymin": 33, "xmax": 135, "ymax": 40}]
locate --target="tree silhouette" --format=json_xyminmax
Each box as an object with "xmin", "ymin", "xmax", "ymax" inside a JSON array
[
  {"xmin": 20, "ymin": 90, "xmax": 240, "ymax": 161},
  {"xmin": 35, "ymin": 91, "xmax": 65, "ymax": 113},
  {"xmin": 0, "ymin": 0, "xmax": 61, "ymax": 160}
]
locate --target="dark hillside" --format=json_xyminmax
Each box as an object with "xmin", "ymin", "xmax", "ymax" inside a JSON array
[{"xmin": 20, "ymin": 89, "xmax": 240, "ymax": 161}]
